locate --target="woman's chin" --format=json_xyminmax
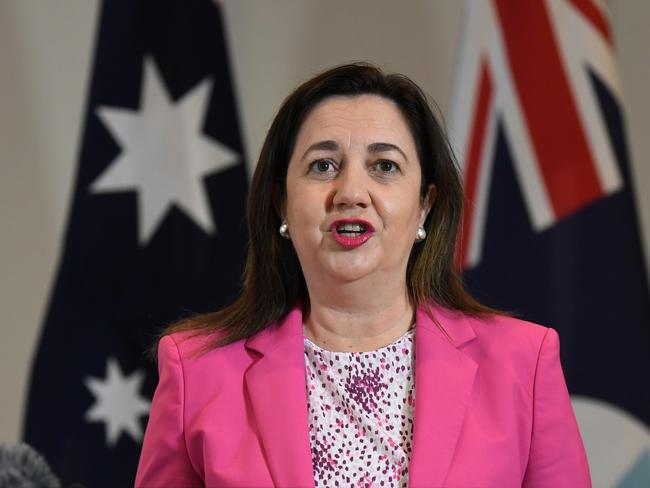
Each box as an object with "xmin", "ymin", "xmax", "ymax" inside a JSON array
[
  {"xmin": 319, "ymin": 257, "xmax": 377, "ymax": 283},
  {"xmin": 327, "ymin": 268, "xmax": 372, "ymax": 283}
]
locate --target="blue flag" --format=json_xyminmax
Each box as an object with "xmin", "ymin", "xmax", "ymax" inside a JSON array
[
  {"xmin": 23, "ymin": 0, "xmax": 248, "ymax": 485},
  {"xmin": 449, "ymin": 1, "xmax": 649, "ymax": 485}
]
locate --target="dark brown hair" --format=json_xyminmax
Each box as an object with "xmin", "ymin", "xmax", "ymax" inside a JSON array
[{"xmin": 164, "ymin": 62, "xmax": 495, "ymax": 349}]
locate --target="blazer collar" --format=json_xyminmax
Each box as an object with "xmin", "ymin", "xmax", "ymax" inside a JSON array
[
  {"xmin": 244, "ymin": 303, "xmax": 478, "ymax": 488},
  {"xmin": 409, "ymin": 303, "xmax": 478, "ymax": 487},
  {"xmin": 244, "ymin": 307, "xmax": 314, "ymax": 487},
  {"xmin": 418, "ymin": 301, "xmax": 477, "ymax": 346}
]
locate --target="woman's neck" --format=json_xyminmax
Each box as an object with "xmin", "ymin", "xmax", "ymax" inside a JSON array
[{"xmin": 303, "ymin": 278, "xmax": 415, "ymax": 352}]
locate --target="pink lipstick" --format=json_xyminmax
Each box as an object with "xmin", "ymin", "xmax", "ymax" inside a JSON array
[{"xmin": 330, "ymin": 219, "xmax": 375, "ymax": 249}]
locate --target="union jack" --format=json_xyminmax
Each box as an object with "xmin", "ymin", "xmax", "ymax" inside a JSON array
[{"xmin": 450, "ymin": 0, "xmax": 622, "ymax": 270}]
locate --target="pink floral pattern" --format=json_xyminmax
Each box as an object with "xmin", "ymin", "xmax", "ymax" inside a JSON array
[{"xmin": 304, "ymin": 329, "xmax": 416, "ymax": 487}]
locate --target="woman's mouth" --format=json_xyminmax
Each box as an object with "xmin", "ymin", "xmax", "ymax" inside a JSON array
[{"xmin": 330, "ymin": 220, "xmax": 375, "ymax": 249}]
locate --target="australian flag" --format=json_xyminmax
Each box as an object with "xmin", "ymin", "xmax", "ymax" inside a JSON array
[
  {"xmin": 22, "ymin": 0, "xmax": 248, "ymax": 485},
  {"xmin": 449, "ymin": 1, "xmax": 650, "ymax": 486}
]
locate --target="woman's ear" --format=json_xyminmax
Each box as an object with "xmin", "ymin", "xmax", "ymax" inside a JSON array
[
  {"xmin": 420, "ymin": 184, "xmax": 437, "ymax": 226},
  {"xmin": 272, "ymin": 183, "xmax": 286, "ymax": 221}
]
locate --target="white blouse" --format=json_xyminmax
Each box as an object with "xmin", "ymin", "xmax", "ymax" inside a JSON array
[{"xmin": 303, "ymin": 329, "xmax": 416, "ymax": 487}]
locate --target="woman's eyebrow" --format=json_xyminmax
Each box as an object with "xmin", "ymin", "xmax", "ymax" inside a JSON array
[
  {"xmin": 301, "ymin": 140, "xmax": 339, "ymax": 160},
  {"xmin": 300, "ymin": 140, "xmax": 407, "ymax": 161},
  {"xmin": 368, "ymin": 142, "xmax": 408, "ymax": 161}
]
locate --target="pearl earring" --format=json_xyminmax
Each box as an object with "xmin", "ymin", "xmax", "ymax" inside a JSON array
[
  {"xmin": 279, "ymin": 222, "xmax": 290, "ymax": 239},
  {"xmin": 416, "ymin": 226, "xmax": 427, "ymax": 242}
]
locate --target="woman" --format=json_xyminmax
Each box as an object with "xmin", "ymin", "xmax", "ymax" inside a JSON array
[{"xmin": 135, "ymin": 63, "xmax": 591, "ymax": 487}]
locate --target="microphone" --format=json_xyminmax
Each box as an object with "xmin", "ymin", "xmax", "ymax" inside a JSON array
[{"xmin": 0, "ymin": 443, "xmax": 60, "ymax": 488}]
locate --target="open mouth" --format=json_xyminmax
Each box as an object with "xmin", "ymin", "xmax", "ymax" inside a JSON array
[
  {"xmin": 330, "ymin": 219, "xmax": 374, "ymax": 248},
  {"xmin": 335, "ymin": 223, "xmax": 368, "ymax": 237}
]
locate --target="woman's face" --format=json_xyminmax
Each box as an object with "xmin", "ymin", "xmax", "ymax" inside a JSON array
[{"xmin": 283, "ymin": 94, "xmax": 435, "ymax": 287}]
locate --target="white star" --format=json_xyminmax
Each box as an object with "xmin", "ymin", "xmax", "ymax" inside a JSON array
[
  {"xmin": 84, "ymin": 357, "xmax": 151, "ymax": 447},
  {"xmin": 91, "ymin": 56, "xmax": 239, "ymax": 245}
]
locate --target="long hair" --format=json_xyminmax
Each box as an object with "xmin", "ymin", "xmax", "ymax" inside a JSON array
[{"xmin": 164, "ymin": 62, "xmax": 495, "ymax": 349}]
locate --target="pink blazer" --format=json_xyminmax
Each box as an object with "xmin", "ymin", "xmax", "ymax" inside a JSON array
[{"xmin": 135, "ymin": 304, "xmax": 591, "ymax": 487}]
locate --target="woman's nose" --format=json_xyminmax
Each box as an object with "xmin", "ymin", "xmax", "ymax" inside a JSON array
[{"xmin": 331, "ymin": 163, "xmax": 371, "ymax": 209}]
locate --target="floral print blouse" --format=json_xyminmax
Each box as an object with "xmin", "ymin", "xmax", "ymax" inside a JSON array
[{"xmin": 304, "ymin": 328, "xmax": 416, "ymax": 487}]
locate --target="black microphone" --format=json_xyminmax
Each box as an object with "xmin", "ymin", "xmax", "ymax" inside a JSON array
[{"xmin": 0, "ymin": 443, "xmax": 60, "ymax": 488}]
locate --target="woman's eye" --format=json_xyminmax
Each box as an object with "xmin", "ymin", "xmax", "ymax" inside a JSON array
[
  {"xmin": 309, "ymin": 159, "xmax": 336, "ymax": 173},
  {"xmin": 374, "ymin": 160, "xmax": 399, "ymax": 173}
]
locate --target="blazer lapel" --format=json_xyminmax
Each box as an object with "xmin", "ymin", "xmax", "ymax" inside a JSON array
[
  {"xmin": 409, "ymin": 304, "xmax": 478, "ymax": 488},
  {"xmin": 244, "ymin": 307, "xmax": 315, "ymax": 488}
]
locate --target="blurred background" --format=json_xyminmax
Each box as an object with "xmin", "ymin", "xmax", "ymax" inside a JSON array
[{"xmin": 0, "ymin": 0, "xmax": 648, "ymax": 487}]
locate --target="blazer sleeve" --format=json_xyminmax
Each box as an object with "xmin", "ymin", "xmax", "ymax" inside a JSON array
[
  {"xmin": 135, "ymin": 335, "xmax": 203, "ymax": 488},
  {"xmin": 522, "ymin": 327, "xmax": 591, "ymax": 488}
]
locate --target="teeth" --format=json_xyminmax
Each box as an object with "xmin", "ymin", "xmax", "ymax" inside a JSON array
[{"xmin": 337, "ymin": 223, "xmax": 366, "ymax": 232}]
